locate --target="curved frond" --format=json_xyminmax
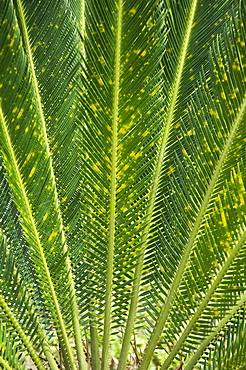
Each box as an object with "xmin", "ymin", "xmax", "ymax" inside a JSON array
[
  {"xmin": 142, "ymin": 3, "xmax": 246, "ymax": 368},
  {"xmin": 198, "ymin": 308, "xmax": 246, "ymax": 370},
  {"xmin": 0, "ymin": 322, "xmax": 25, "ymax": 370},
  {"xmin": 0, "ymin": 231, "xmax": 55, "ymax": 370},
  {"xmin": 0, "ymin": 1, "xmax": 85, "ymax": 368},
  {"xmin": 79, "ymin": 0, "xmax": 166, "ymax": 346},
  {"xmin": 1, "ymin": 0, "xmax": 246, "ymax": 369}
]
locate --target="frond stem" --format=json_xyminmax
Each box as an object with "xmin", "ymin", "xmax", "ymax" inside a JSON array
[
  {"xmin": 0, "ymin": 356, "xmax": 13, "ymax": 370},
  {"xmin": 118, "ymin": 1, "xmax": 198, "ymax": 369},
  {"xmin": 0, "ymin": 105, "xmax": 76, "ymax": 370},
  {"xmin": 14, "ymin": 2, "xmax": 86, "ymax": 368},
  {"xmin": 101, "ymin": 1, "xmax": 123, "ymax": 369},
  {"xmin": 139, "ymin": 82, "xmax": 246, "ymax": 370},
  {"xmin": 161, "ymin": 228, "xmax": 246, "ymax": 369},
  {"xmin": 0, "ymin": 295, "xmax": 46, "ymax": 370},
  {"xmin": 185, "ymin": 292, "xmax": 246, "ymax": 370},
  {"xmin": 90, "ymin": 317, "xmax": 101, "ymax": 370}
]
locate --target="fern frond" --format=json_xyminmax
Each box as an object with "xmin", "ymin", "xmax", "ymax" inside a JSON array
[{"xmin": 118, "ymin": 2, "xmax": 237, "ymax": 365}]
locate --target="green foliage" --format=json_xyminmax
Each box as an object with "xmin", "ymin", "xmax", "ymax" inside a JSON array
[{"xmin": 0, "ymin": 0, "xmax": 246, "ymax": 369}]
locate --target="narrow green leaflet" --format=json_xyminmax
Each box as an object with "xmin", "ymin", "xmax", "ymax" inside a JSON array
[{"xmin": 0, "ymin": 323, "xmax": 25, "ymax": 370}]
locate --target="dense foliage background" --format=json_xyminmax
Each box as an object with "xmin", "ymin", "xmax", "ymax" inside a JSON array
[{"xmin": 0, "ymin": 0, "xmax": 246, "ymax": 369}]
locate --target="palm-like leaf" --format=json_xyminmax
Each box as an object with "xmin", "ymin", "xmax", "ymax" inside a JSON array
[
  {"xmin": 200, "ymin": 308, "xmax": 246, "ymax": 370},
  {"xmin": 0, "ymin": 322, "xmax": 25, "ymax": 370},
  {"xmin": 141, "ymin": 3, "xmax": 246, "ymax": 369},
  {"xmin": 0, "ymin": 231, "xmax": 54, "ymax": 370},
  {"xmin": 0, "ymin": 0, "xmax": 245, "ymax": 369},
  {"xmin": 0, "ymin": 1, "xmax": 85, "ymax": 368}
]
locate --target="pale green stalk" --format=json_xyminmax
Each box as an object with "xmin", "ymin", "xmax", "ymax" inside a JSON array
[
  {"xmin": 0, "ymin": 357, "xmax": 13, "ymax": 370},
  {"xmin": 101, "ymin": 1, "xmax": 123, "ymax": 369},
  {"xmin": 185, "ymin": 293, "xmax": 246, "ymax": 370},
  {"xmin": 0, "ymin": 295, "xmax": 46, "ymax": 370},
  {"xmin": 90, "ymin": 319, "xmax": 101, "ymax": 370},
  {"xmin": 15, "ymin": 2, "xmax": 87, "ymax": 369},
  {"xmin": 42, "ymin": 341, "xmax": 60, "ymax": 370},
  {"xmin": 138, "ymin": 95, "xmax": 246, "ymax": 370},
  {"xmin": 118, "ymin": 1, "xmax": 198, "ymax": 368},
  {"xmin": 161, "ymin": 229, "xmax": 246, "ymax": 369}
]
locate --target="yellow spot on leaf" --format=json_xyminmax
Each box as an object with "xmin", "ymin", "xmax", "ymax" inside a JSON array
[
  {"xmin": 150, "ymin": 86, "xmax": 160, "ymax": 96},
  {"xmin": 159, "ymin": 265, "xmax": 164, "ymax": 272},
  {"xmin": 223, "ymin": 72, "xmax": 228, "ymax": 81},
  {"xmin": 17, "ymin": 108, "xmax": 24, "ymax": 119},
  {"xmin": 130, "ymin": 8, "xmax": 137, "ymax": 15},
  {"xmin": 119, "ymin": 127, "xmax": 126, "ymax": 134},
  {"xmin": 98, "ymin": 78, "xmax": 104, "ymax": 86},
  {"xmin": 221, "ymin": 211, "xmax": 227, "ymax": 227},
  {"xmin": 135, "ymin": 152, "xmax": 143, "ymax": 159},
  {"xmin": 48, "ymin": 231, "xmax": 58, "ymax": 242},
  {"xmin": 239, "ymin": 193, "xmax": 245, "ymax": 205},
  {"xmin": 209, "ymin": 109, "xmax": 219, "ymax": 119},
  {"xmin": 43, "ymin": 213, "xmax": 49, "ymax": 221},
  {"xmin": 187, "ymin": 129, "xmax": 195, "ymax": 136},
  {"xmin": 29, "ymin": 167, "xmax": 36, "ymax": 178},
  {"xmin": 167, "ymin": 166, "xmax": 175, "ymax": 176},
  {"xmin": 93, "ymin": 164, "xmax": 100, "ymax": 172},
  {"xmin": 90, "ymin": 104, "xmax": 97, "ymax": 112}
]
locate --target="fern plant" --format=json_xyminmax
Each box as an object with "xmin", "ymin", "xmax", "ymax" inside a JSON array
[{"xmin": 0, "ymin": 0, "xmax": 246, "ymax": 369}]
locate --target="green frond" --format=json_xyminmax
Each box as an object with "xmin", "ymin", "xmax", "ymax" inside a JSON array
[
  {"xmin": 0, "ymin": 322, "xmax": 25, "ymax": 370},
  {"xmin": 78, "ymin": 1, "xmax": 168, "ymax": 366},
  {"xmin": 79, "ymin": 0, "xmax": 166, "ymax": 331},
  {"xmin": 0, "ymin": 161, "xmax": 37, "ymax": 286},
  {"xmin": 1, "ymin": 0, "xmax": 246, "ymax": 369},
  {"xmin": 0, "ymin": 231, "xmax": 54, "ymax": 370},
  {"xmin": 0, "ymin": 1, "xmax": 86, "ymax": 368},
  {"xmin": 198, "ymin": 308, "xmax": 246, "ymax": 369},
  {"xmin": 141, "ymin": 3, "xmax": 246, "ymax": 368}
]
